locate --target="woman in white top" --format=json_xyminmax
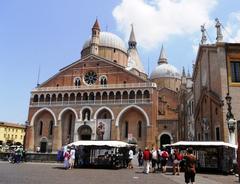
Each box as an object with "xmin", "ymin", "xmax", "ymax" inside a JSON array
[{"xmin": 69, "ymin": 147, "xmax": 76, "ymax": 169}]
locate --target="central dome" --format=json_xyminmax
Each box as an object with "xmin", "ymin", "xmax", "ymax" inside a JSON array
[
  {"xmin": 82, "ymin": 32, "xmax": 127, "ymax": 53},
  {"xmin": 150, "ymin": 63, "xmax": 181, "ymax": 80}
]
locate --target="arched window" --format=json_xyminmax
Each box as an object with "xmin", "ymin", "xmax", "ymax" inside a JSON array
[
  {"xmin": 52, "ymin": 94, "xmax": 56, "ymax": 102},
  {"xmin": 138, "ymin": 121, "xmax": 142, "ymax": 138},
  {"xmin": 89, "ymin": 92, "xmax": 94, "ymax": 101},
  {"xmin": 99, "ymin": 75, "xmax": 107, "ymax": 86},
  {"xmin": 83, "ymin": 109, "xmax": 91, "ymax": 121},
  {"xmin": 33, "ymin": 94, "xmax": 38, "ymax": 102},
  {"xmin": 40, "ymin": 94, "xmax": 44, "ymax": 102},
  {"xmin": 74, "ymin": 77, "xmax": 81, "ymax": 87},
  {"xmin": 49, "ymin": 120, "xmax": 53, "ymax": 136},
  {"xmin": 70, "ymin": 93, "xmax": 75, "ymax": 101},
  {"xmin": 125, "ymin": 121, "xmax": 128, "ymax": 138},
  {"xmin": 57, "ymin": 94, "xmax": 62, "ymax": 101},
  {"xmin": 39, "ymin": 121, "xmax": 43, "ymax": 136},
  {"xmin": 143, "ymin": 90, "xmax": 150, "ymax": 98},
  {"xmin": 46, "ymin": 94, "xmax": 50, "ymax": 102}
]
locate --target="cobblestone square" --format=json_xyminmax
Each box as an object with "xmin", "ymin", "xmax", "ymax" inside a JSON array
[{"xmin": 0, "ymin": 162, "xmax": 237, "ymax": 184}]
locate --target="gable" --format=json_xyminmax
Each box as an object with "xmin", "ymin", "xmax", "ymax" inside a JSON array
[{"xmin": 39, "ymin": 54, "xmax": 148, "ymax": 88}]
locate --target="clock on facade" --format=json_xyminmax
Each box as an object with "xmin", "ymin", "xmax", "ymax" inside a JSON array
[{"xmin": 84, "ymin": 71, "xmax": 97, "ymax": 85}]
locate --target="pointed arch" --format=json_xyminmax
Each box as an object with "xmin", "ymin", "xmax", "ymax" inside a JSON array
[
  {"xmin": 30, "ymin": 108, "xmax": 57, "ymax": 126},
  {"xmin": 58, "ymin": 107, "xmax": 78, "ymax": 121},
  {"xmin": 115, "ymin": 105, "xmax": 150, "ymax": 127},
  {"xmin": 80, "ymin": 106, "xmax": 93, "ymax": 120},
  {"xmin": 94, "ymin": 106, "xmax": 115, "ymax": 120}
]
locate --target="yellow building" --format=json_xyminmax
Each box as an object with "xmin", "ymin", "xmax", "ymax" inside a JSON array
[{"xmin": 0, "ymin": 122, "xmax": 25, "ymax": 145}]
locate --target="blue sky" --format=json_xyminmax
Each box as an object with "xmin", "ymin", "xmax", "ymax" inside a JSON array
[{"xmin": 0, "ymin": 0, "xmax": 240, "ymax": 124}]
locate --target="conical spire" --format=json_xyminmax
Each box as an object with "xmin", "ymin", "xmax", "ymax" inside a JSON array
[
  {"xmin": 128, "ymin": 24, "xmax": 137, "ymax": 49},
  {"xmin": 182, "ymin": 67, "xmax": 186, "ymax": 77},
  {"xmin": 92, "ymin": 19, "xmax": 100, "ymax": 30},
  {"xmin": 187, "ymin": 69, "xmax": 191, "ymax": 77},
  {"xmin": 158, "ymin": 45, "xmax": 168, "ymax": 65}
]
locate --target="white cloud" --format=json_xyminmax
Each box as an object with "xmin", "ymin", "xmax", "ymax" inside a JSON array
[
  {"xmin": 113, "ymin": 0, "xmax": 218, "ymax": 49},
  {"xmin": 224, "ymin": 11, "xmax": 240, "ymax": 43}
]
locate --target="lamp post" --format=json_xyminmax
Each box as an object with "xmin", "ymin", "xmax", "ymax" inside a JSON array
[{"xmin": 225, "ymin": 93, "xmax": 236, "ymax": 145}]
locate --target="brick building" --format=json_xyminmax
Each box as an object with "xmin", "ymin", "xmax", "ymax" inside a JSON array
[
  {"xmin": 192, "ymin": 21, "xmax": 240, "ymax": 143},
  {"xmin": 25, "ymin": 20, "xmax": 181, "ymax": 153}
]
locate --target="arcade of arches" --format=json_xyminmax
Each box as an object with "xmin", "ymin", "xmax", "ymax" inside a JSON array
[{"xmin": 27, "ymin": 104, "xmax": 159, "ymax": 152}]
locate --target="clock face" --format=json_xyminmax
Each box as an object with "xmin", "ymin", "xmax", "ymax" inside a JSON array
[{"xmin": 84, "ymin": 71, "xmax": 97, "ymax": 85}]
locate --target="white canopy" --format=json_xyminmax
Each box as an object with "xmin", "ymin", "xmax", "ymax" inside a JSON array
[
  {"xmin": 170, "ymin": 141, "xmax": 237, "ymax": 149},
  {"xmin": 67, "ymin": 140, "xmax": 133, "ymax": 148}
]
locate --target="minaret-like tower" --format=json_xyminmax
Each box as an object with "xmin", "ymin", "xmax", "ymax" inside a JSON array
[
  {"xmin": 90, "ymin": 19, "xmax": 100, "ymax": 55},
  {"xmin": 158, "ymin": 45, "xmax": 168, "ymax": 65},
  {"xmin": 128, "ymin": 24, "xmax": 137, "ymax": 49},
  {"xmin": 200, "ymin": 25, "xmax": 207, "ymax": 44},
  {"xmin": 127, "ymin": 24, "xmax": 145, "ymax": 73},
  {"xmin": 181, "ymin": 66, "xmax": 187, "ymax": 85},
  {"xmin": 215, "ymin": 18, "xmax": 223, "ymax": 42}
]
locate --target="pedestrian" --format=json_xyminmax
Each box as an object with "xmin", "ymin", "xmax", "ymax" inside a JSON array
[
  {"xmin": 151, "ymin": 147, "xmax": 158, "ymax": 173},
  {"xmin": 69, "ymin": 146, "xmax": 76, "ymax": 169},
  {"xmin": 64, "ymin": 148, "xmax": 70, "ymax": 169},
  {"xmin": 143, "ymin": 147, "xmax": 151, "ymax": 174},
  {"xmin": 172, "ymin": 148, "xmax": 183, "ymax": 175},
  {"xmin": 184, "ymin": 147, "xmax": 196, "ymax": 184},
  {"xmin": 161, "ymin": 148, "xmax": 169, "ymax": 173},
  {"xmin": 137, "ymin": 149, "xmax": 143, "ymax": 167},
  {"xmin": 128, "ymin": 148, "xmax": 134, "ymax": 169}
]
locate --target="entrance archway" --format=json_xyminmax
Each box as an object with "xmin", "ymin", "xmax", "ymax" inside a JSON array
[
  {"xmin": 78, "ymin": 125, "xmax": 92, "ymax": 140},
  {"xmin": 160, "ymin": 134, "xmax": 171, "ymax": 149},
  {"xmin": 40, "ymin": 137, "xmax": 48, "ymax": 153}
]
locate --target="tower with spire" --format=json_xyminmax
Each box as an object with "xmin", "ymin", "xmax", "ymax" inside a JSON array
[
  {"xmin": 128, "ymin": 24, "xmax": 137, "ymax": 49},
  {"xmin": 158, "ymin": 45, "xmax": 168, "ymax": 65},
  {"xmin": 90, "ymin": 19, "xmax": 100, "ymax": 55},
  {"xmin": 127, "ymin": 24, "xmax": 145, "ymax": 73}
]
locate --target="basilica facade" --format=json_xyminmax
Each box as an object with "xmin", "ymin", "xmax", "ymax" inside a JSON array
[{"xmin": 25, "ymin": 20, "xmax": 181, "ymax": 153}]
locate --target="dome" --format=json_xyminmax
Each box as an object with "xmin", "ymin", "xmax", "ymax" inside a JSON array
[
  {"xmin": 150, "ymin": 63, "xmax": 181, "ymax": 80},
  {"xmin": 82, "ymin": 32, "xmax": 127, "ymax": 53}
]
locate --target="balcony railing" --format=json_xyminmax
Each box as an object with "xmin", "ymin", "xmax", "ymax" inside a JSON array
[
  {"xmin": 30, "ymin": 98, "xmax": 152, "ymax": 107},
  {"xmin": 32, "ymin": 82, "xmax": 157, "ymax": 92}
]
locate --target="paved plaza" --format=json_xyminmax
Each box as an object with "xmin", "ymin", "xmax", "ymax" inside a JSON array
[{"xmin": 0, "ymin": 161, "xmax": 238, "ymax": 184}]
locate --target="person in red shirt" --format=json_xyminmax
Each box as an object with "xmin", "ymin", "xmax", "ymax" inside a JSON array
[
  {"xmin": 143, "ymin": 147, "xmax": 151, "ymax": 174},
  {"xmin": 172, "ymin": 149, "xmax": 183, "ymax": 175}
]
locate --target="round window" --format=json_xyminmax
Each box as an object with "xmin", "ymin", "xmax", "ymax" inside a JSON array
[{"xmin": 84, "ymin": 71, "xmax": 97, "ymax": 85}]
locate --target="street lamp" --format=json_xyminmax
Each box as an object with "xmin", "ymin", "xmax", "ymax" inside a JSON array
[{"xmin": 225, "ymin": 93, "xmax": 236, "ymax": 144}]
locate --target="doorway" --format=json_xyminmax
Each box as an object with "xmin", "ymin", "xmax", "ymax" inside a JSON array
[
  {"xmin": 160, "ymin": 134, "xmax": 171, "ymax": 149},
  {"xmin": 40, "ymin": 141, "xmax": 47, "ymax": 153},
  {"xmin": 78, "ymin": 125, "xmax": 92, "ymax": 140}
]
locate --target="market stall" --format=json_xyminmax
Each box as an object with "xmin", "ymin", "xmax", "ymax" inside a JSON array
[
  {"xmin": 167, "ymin": 141, "xmax": 237, "ymax": 174},
  {"xmin": 66, "ymin": 140, "xmax": 135, "ymax": 169}
]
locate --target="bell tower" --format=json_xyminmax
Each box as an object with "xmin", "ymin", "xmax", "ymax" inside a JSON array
[{"xmin": 90, "ymin": 19, "xmax": 100, "ymax": 55}]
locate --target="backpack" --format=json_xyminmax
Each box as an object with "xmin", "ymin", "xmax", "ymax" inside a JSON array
[
  {"xmin": 162, "ymin": 151, "xmax": 169, "ymax": 158},
  {"xmin": 138, "ymin": 152, "xmax": 143, "ymax": 159}
]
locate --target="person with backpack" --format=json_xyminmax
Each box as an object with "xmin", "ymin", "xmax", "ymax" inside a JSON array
[
  {"xmin": 143, "ymin": 147, "xmax": 151, "ymax": 174},
  {"xmin": 137, "ymin": 149, "xmax": 143, "ymax": 167},
  {"xmin": 161, "ymin": 148, "xmax": 169, "ymax": 173}
]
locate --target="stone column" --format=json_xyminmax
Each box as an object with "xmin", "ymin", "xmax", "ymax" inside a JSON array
[
  {"xmin": 26, "ymin": 126, "xmax": 35, "ymax": 152},
  {"xmin": 52, "ymin": 120, "xmax": 62, "ymax": 152}
]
